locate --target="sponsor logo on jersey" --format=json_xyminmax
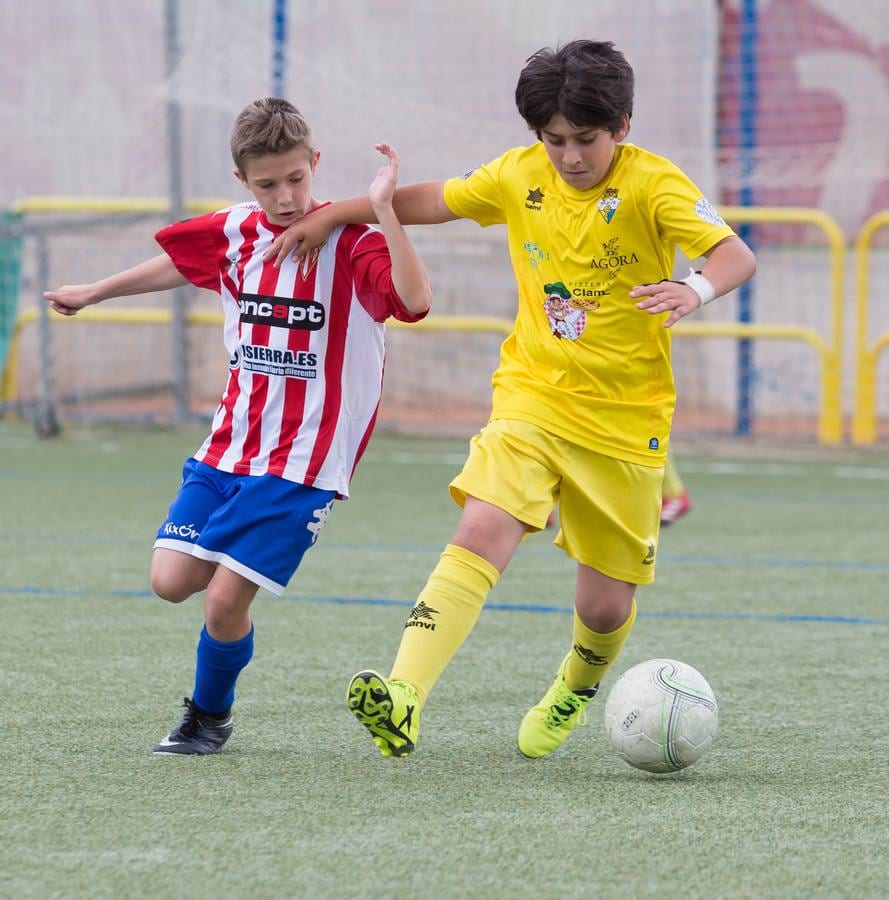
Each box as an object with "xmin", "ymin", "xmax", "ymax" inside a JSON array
[
  {"xmin": 241, "ymin": 344, "xmax": 318, "ymax": 379},
  {"xmin": 590, "ymin": 244, "xmax": 639, "ymax": 269},
  {"xmin": 543, "ymin": 281, "xmax": 587, "ymax": 341},
  {"xmin": 523, "ymin": 240, "xmax": 550, "ymax": 268},
  {"xmin": 598, "ymin": 187, "xmax": 621, "ymax": 223},
  {"xmin": 567, "ymin": 282, "xmax": 609, "ymax": 309},
  {"xmin": 589, "ymin": 238, "xmax": 639, "ymax": 292},
  {"xmin": 525, "ymin": 187, "xmax": 545, "ymax": 210},
  {"xmin": 239, "ymin": 293, "xmax": 325, "ymax": 330}
]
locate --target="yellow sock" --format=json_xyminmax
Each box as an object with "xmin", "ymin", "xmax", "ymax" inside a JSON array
[
  {"xmin": 563, "ymin": 599, "xmax": 637, "ymax": 692},
  {"xmin": 389, "ymin": 544, "xmax": 499, "ymax": 705},
  {"xmin": 662, "ymin": 453, "xmax": 684, "ymax": 498}
]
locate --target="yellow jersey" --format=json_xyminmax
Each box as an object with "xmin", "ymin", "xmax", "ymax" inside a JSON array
[{"xmin": 443, "ymin": 142, "xmax": 735, "ymax": 466}]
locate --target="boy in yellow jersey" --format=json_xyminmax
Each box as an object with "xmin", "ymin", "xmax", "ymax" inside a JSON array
[{"xmin": 266, "ymin": 40, "xmax": 755, "ymax": 759}]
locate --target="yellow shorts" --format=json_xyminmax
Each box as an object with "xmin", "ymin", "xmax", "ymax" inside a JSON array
[{"xmin": 449, "ymin": 418, "xmax": 663, "ymax": 584}]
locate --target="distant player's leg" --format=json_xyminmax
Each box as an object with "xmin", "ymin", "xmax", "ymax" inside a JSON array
[
  {"xmin": 660, "ymin": 451, "xmax": 691, "ymax": 525},
  {"xmin": 545, "ymin": 502, "xmax": 558, "ymax": 529},
  {"xmin": 519, "ymin": 449, "xmax": 657, "ymax": 758}
]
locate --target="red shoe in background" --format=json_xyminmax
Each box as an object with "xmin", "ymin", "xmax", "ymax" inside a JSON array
[{"xmin": 660, "ymin": 488, "xmax": 691, "ymax": 526}]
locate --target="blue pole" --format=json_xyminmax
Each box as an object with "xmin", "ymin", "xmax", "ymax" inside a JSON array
[
  {"xmin": 272, "ymin": 0, "xmax": 287, "ymax": 96},
  {"xmin": 736, "ymin": 0, "xmax": 758, "ymax": 435}
]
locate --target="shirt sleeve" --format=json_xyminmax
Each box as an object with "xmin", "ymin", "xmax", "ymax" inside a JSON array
[
  {"xmin": 350, "ymin": 227, "xmax": 428, "ymax": 323},
  {"xmin": 155, "ymin": 211, "xmax": 229, "ymax": 293},
  {"xmin": 648, "ymin": 163, "xmax": 736, "ymax": 261},
  {"xmin": 442, "ymin": 152, "xmax": 510, "ymax": 227}
]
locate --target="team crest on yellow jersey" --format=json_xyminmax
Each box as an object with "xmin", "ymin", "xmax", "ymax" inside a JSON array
[{"xmin": 598, "ymin": 187, "xmax": 621, "ymax": 223}]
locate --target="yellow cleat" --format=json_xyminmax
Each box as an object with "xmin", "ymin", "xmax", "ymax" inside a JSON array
[
  {"xmin": 518, "ymin": 655, "xmax": 598, "ymax": 759},
  {"xmin": 347, "ymin": 670, "xmax": 420, "ymax": 758}
]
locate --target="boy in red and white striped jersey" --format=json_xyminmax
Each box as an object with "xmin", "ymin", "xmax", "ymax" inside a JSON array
[{"xmin": 44, "ymin": 98, "xmax": 432, "ymax": 755}]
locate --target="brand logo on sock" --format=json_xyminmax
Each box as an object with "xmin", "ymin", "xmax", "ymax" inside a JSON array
[
  {"xmin": 573, "ymin": 644, "xmax": 609, "ymax": 666},
  {"xmin": 405, "ymin": 600, "xmax": 439, "ymax": 631}
]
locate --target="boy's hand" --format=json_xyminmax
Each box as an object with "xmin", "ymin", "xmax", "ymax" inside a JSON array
[
  {"xmin": 43, "ymin": 284, "xmax": 99, "ymax": 317},
  {"xmin": 631, "ymin": 280, "xmax": 701, "ymax": 328},
  {"xmin": 263, "ymin": 207, "xmax": 335, "ymax": 268},
  {"xmin": 368, "ymin": 142, "xmax": 399, "ymax": 210}
]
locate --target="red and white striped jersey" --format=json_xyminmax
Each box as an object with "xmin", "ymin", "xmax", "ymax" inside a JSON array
[{"xmin": 155, "ymin": 201, "xmax": 426, "ymax": 498}]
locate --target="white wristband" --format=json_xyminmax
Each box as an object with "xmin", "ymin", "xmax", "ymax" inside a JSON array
[{"xmin": 681, "ymin": 267, "xmax": 717, "ymax": 306}]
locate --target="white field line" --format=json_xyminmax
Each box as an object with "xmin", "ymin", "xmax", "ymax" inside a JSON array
[
  {"xmin": 365, "ymin": 452, "xmax": 889, "ymax": 480},
  {"xmin": 680, "ymin": 461, "xmax": 889, "ymax": 480},
  {"xmin": 2, "ymin": 437, "xmax": 886, "ymax": 481}
]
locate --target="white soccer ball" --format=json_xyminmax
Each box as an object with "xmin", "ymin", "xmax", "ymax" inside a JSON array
[{"xmin": 603, "ymin": 658, "xmax": 718, "ymax": 774}]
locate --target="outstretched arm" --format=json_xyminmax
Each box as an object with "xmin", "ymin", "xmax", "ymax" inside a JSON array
[
  {"xmin": 265, "ymin": 180, "xmax": 458, "ymax": 268},
  {"xmin": 367, "ymin": 143, "xmax": 433, "ymax": 315},
  {"xmin": 630, "ymin": 236, "xmax": 756, "ymax": 328},
  {"xmin": 43, "ymin": 254, "xmax": 187, "ymax": 317}
]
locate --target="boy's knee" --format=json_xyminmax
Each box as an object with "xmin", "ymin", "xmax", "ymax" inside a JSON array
[
  {"xmin": 150, "ymin": 551, "xmax": 213, "ymax": 603},
  {"xmin": 203, "ymin": 587, "xmax": 243, "ymax": 632},
  {"xmin": 150, "ymin": 572, "xmax": 191, "ymax": 604},
  {"xmin": 575, "ymin": 592, "xmax": 635, "ymax": 633}
]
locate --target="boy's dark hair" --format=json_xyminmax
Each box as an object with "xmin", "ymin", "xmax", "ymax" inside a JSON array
[
  {"xmin": 515, "ymin": 40, "xmax": 634, "ymax": 136},
  {"xmin": 230, "ymin": 97, "xmax": 315, "ymax": 173}
]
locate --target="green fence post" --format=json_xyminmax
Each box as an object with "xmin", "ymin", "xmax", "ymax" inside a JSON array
[{"xmin": 0, "ymin": 210, "xmax": 24, "ymax": 399}]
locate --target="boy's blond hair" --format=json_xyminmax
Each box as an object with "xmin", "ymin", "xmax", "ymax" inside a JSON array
[{"xmin": 230, "ymin": 97, "xmax": 315, "ymax": 173}]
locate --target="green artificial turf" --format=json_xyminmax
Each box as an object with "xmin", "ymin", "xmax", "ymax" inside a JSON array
[{"xmin": 1, "ymin": 421, "xmax": 887, "ymax": 898}]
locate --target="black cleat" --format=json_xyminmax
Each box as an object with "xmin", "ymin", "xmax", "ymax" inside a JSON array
[{"xmin": 153, "ymin": 697, "xmax": 233, "ymax": 755}]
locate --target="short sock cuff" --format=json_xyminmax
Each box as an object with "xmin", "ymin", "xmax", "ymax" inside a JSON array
[
  {"xmin": 442, "ymin": 543, "xmax": 500, "ymax": 589},
  {"xmin": 575, "ymin": 599, "xmax": 637, "ymax": 639},
  {"xmin": 200, "ymin": 624, "xmax": 255, "ymax": 651}
]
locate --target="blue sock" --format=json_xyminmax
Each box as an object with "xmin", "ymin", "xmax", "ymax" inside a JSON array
[{"xmin": 192, "ymin": 624, "xmax": 254, "ymax": 715}]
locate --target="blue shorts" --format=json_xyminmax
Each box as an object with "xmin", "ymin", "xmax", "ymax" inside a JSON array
[{"xmin": 154, "ymin": 458, "xmax": 336, "ymax": 595}]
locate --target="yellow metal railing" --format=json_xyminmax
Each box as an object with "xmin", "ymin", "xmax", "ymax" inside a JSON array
[
  {"xmin": 674, "ymin": 206, "xmax": 846, "ymax": 445},
  {"xmin": 0, "ymin": 307, "xmax": 513, "ymax": 404},
  {"xmin": 2, "ymin": 200, "xmax": 848, "ymax": 444},
  {"xmin": 11, "ymin": 197, "xmax": 233, "ymax": 215},
  {"xmin": 851, "ymin": 211, "xmax": 889, "ymax": 445}
]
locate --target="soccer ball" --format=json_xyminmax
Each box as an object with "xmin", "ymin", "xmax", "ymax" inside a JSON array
[{"xmin": 603, "ymin": 658, "xmax": 718, "ymax": 774}]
